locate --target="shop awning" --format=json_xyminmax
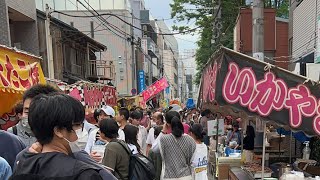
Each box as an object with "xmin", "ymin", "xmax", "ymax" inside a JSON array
[
  {"xmin": 0, "ymin": 45, "xmax": 46, "ymax": 128},
  {"xmin": 199, "ymin": 47, "xmax": 320, "ymax": 136}
]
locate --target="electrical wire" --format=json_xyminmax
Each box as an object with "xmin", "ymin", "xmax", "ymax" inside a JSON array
[{"xmin": 52, "ymin": 10, "xmax": 202, "ymax": 36}]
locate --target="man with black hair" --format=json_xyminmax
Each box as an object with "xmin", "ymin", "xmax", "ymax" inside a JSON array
[
  {"xmin": 14, "ymin": 85, "xmax": 117, "ymax": 179},
  {"xmin": 200, "ymin": 109, "xmax": 212, "ymax": 146},
  {"xmin": 85, "ymin": 105, "xmax": 116, "ymax": 161},
  {"xmin": 146, "ymin": 112, "xmax": 164, "ymax": 155},
  {"xmin": 11, "ymin": 93, "xmax": 103, "ymax": 179},
  {"xmin": 115, "ymin": 108, "xmax": 129, "ymax": 141},
  {"xmin": 1, "ymin": 85, "xmax": 57, "ymax": 170},
  {"xmin": 130, "ymin": 110, "xmax": 148, "ymax": 155},
  {"xmin": 100, "ymin": 119, "xmax": 130, "ymax": 179},
  {"xmin": 8, "ymin": 84, "xmax": 59, "ymax": 147},
  {"xmin": 7, "ymin": 101, "xmax": 23, "ymax": 134}
]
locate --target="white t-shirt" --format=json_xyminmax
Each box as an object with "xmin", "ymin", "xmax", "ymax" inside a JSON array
[
  {"xmin": 128, "ymin": 144, "xmax": 139, "ymax": 155},
  {"xmin": 83, "ymin": 120, "xmax": 96, "ymax": 133},
  {"xmin": 191, "ymin": 143, "xmax": 208, "ymax": 180},
  {"xmin": 85, "ymin": 128, "xmax": 99, "ymax": 153},
  {"xmin": 146, "ymin": 127, "xmax": 155, "ymax": 145},
  {"xmin": 137, "ymin": 125, "xmax": 147, "ymax": 155},
  {"xmin": 118, "ymin": 128, "xmax": 125, "ymax": 141},
  {"xmin": 85, "ymin": 127, "xmax": 125, "ymax": 154}
]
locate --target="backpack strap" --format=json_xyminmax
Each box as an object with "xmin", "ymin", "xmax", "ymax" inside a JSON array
[
  {"xmin": 115, "ymin": 168, "xmax": 126, "ymax": 180},
  {"xmin": 13, "ymin": 126, "xmax": 17, "ymax": 135},
  {"xmin": 114, "ymin": 141, "xmax": 131, "ymax": 180}
]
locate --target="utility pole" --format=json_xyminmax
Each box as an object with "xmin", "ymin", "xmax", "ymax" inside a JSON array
[
  {"xmin": 212, "ymin": 0, "xmax": 222, "ymax": 45},
  {"xmin": 45, "ymin": 4, "xmax": 55, "ymax": 79},
  {"xmin": 131, "ymin": 10, "xmax": 136, "ymax": 92},
  {"xmin": 252, "ymin": 0, "xmax": 264, "ymax": 61}
]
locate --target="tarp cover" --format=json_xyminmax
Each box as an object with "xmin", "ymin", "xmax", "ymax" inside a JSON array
[{"xmin": 199, "ymin": 47, "xmax": 320, "ymax": 136}]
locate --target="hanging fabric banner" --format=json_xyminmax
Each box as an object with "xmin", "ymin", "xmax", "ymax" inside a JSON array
[
  {"xmin": 0, "ymin": 45, "xmax": 46, "ymax": 129},
  {"xmin": 200, "ymin": 47, "xmax": 320, "ymax": 136},
  {"xmin": 141, "ymin": 77, "xmax": 169, "ymax": 102}
]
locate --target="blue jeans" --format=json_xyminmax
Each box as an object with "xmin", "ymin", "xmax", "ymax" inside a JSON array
[{"xmin": 0, "ymin": 157, "xmax": 12, "ymax": 180}]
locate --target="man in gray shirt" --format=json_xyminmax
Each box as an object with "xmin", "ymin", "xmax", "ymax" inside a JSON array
[{"xmin": 7, "ymin": 101, "xmax": 36, "ymax": 146}]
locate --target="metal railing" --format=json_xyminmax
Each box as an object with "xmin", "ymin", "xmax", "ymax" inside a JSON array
[
  {"xmin": 87, "ymin": 60, "xmax": 115, "ymax": 80},
  {"xmin": 71, "ymin": 64, "xmax": 83, "ymax": 76}
]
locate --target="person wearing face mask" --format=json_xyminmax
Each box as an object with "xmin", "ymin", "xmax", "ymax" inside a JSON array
[
  {"xmin": 11, "ymin": 93, "xmax": 103, "ymax": 180},
  {"xmin": 7, "ymin": 102, "xmax": 36, "ymax": 146},
  {"xmin": 85, "ymin": 106, "xmax": 116, "ymax": 162}
]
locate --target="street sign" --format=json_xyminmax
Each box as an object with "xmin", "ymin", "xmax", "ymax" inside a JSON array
[
  {"xmin": 138, "ymin": 70, "xmax": 146, "ymax": 93},
  {"xmin": 131, "ymin": 88, "xmax": 137, "ymax": 95}
]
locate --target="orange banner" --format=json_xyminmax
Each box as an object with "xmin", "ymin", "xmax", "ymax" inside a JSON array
[{"xmin": 0, "ymin": 45, "xmax": 46, "ymax": 121}]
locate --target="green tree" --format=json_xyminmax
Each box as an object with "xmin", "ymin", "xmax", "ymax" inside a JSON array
[
  {"xmin": 171, "ymin": 0, "xmax": 289, "ymax": 85},
  {"xmin": 170, "ymin": 0, "xmax": 246, "ymax": 85}
]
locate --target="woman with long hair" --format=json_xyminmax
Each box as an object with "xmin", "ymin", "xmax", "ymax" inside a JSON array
[
  {"xmin": 189, "ymin": 124, "xmax": 208, "ymax": 180},
  {"xmin": 151, "ymin": 111, "xmax": 196, "ymax": 180},
  {"xmin": 123, "ymin": 124, "xmax": 141, "ymax": 154},
  {"xmin": 243, "ymin": 125, "xmax": 255, "ymax": 163}
]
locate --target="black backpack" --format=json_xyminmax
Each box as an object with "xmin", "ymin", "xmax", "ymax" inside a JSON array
[{"xmin": 116, "ymin": 142, "xmax": 156, "ymax": 180}]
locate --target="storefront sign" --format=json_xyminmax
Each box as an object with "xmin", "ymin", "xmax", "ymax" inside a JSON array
[
  {"xmin": 0, "ymin": 45, "xmax": 45, "ymax": 129},
  {"xmin": 138, "ymin": 70, "xmax": 145, "ymax": 93},
  {"xmin": 200, "ymin": 47, "xmax": 320, "ymax": 136},
  {"xmin": 142, "ymin": 77, "xmax": 169, "ymax": 102},
  {"xmin": 207, "ymin": 119, "xmax": 224, "ymax": 136}
]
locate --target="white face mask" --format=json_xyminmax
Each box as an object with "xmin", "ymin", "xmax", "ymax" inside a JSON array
[
  {"xmin": 21, "ymin": 117, "xmax": 30, "ymax": 129},
  {"xmin": 64, "ymin": 137, "xmax": 82, "ymax": 153}
]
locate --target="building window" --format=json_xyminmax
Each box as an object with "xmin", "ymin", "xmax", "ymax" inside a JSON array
[{"xmin": 90, "ymin": 21, "xmax": 94, "ymax": 38}]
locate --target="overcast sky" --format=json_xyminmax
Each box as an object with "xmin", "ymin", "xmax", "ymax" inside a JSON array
[{"xmin": 144, "ymin": 0, "xmax": 199, "ymax": 52}]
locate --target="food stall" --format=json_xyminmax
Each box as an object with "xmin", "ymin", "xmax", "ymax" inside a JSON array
[
  {"xmin": 0, "ymin": 45, "xmax": 46, "ymax": 130},
  {"xmin": 198, "ymin": 47, "xmax": 320, "ymax": 179}
]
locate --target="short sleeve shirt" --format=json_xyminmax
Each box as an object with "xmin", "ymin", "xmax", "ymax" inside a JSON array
[
  {"xmin": 146, "ymin": 128, "xmax": 155, "ymax": 145},
  {"xmin": 102, "ymin": 141, "xmax": 130, "ymax": 180}
]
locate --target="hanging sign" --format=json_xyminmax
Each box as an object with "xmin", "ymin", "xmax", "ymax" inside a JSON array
[
  {"xmin": 200, "ymin": 47, "xmax": 320, "ymax": 136},
  {"xmin": 141, "ymin": 77, "xmax": 169, "ymax": 102}
]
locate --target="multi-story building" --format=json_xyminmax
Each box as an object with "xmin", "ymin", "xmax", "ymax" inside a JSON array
[
  {"xmin": 289, "ymin": 0, "xmax": 320, "ymax": 81},
  {"xmin": 156, "ymin": 20, "xmax": 179, "ymax": 99},
  {"xmin": 0, "ymin": 0, "xmax": 39, "ymax": 55},
  {"xmin": 140, "ymin": 10, "xmax": 160, "ymax": 86},
  {"xmin": 36, "ymin": 0, "xmax": 139, "ymax": 96},
  {"xmin": 178, "ymin": 60, "xmax": 186, "ymax": 102},
  {"xmin": 180, "ymin": 49, "xmax": 198, "ymax": 102},
  {"xmin": 233, "ymin": 8, "xmax": 289, "ymax": 69},
  {"xmin": 37, "ymin": 10, "xmax": 107, "ymax": 83}
]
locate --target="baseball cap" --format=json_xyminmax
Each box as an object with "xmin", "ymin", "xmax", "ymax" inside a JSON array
[{"xmin": 101, "ymin": 105, "xmax": 115, "ymax": 117}]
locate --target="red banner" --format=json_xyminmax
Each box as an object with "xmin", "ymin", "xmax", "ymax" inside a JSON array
[
  {"xmin": 142, "ymin": 77, "xmax": 169, "ymax": 102},
  {"xmin": 68, "ymin": 83, "xmax": 117, "ymax": 108}
]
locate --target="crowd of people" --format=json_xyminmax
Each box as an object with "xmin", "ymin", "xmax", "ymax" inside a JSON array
[
  {"xmin": 0, "ymin": 83, "xmax": 256, "ymax": 180},
  {"xmin": 0, "ymin": 84, "xmax": 213, "ymax": 180}
]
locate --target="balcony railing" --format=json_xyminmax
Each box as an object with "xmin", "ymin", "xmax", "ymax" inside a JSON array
[
  {"xmin": 71, "ymin": 64, "xmax": 83, "ymax": 76},
  {"xmin": 87, "ymin": 60, "xmax": 115, "ymax": 80}
]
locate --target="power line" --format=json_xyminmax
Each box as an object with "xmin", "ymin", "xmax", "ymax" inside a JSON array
[
  {"xmin": 77, "ymin": 0, "xmax": 132, "ymax": 41},
  {"xmin": 53, "ymin": 10, "xmax": 202, "ymax": 36}
]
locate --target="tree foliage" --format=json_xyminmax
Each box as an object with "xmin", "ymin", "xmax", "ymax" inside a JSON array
[{"xmin": 171, "ymin": 0, "xmax": 289, "ymax": 85}]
